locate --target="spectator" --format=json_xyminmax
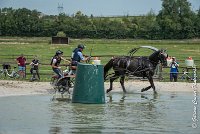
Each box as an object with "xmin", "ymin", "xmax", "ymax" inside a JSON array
[
  {"xmin": 16, "ymin": 54, "xmax": 26, "ymax": 78},
  {"xmin": 30, "ymin": 55, "xmax": 40, "ymax": 80},
  {"xmin": 169, "ymin": 57, "xmax": 179, "ymax": 82}
]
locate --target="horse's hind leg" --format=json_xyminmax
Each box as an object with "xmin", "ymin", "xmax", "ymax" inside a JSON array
[{"xmin": 120, "ymin": 76, "xmax": 127, "ymax": 93}]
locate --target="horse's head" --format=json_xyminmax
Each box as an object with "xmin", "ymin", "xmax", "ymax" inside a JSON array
[{"xmin": 158, "ymin": 49, "xmax": 168, "ymax": 67}]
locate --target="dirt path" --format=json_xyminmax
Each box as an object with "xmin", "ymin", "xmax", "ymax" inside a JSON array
[{"xmin": 0, "ymin": 80, "xmax": 199, "ymax": 97}]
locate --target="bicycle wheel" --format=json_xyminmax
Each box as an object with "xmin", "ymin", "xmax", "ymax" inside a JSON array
[
  {"xmin": 0, "ymin": 69, "xmax": 6, "ymax": 78},
  {"xmin": 13, "ymin": 72, "xmax": 20, "ymax": 79}
]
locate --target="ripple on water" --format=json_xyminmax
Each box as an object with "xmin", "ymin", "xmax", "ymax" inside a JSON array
[{"xmin": 0, "ymin": 92, "xmax": 199, "ymax": 134}]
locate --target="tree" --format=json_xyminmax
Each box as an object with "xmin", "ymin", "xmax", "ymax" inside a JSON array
[
  {"xmin": 0, "ymin": 6, "xmax": 198, "ymax": 39},
  {"xmin": 0, "ymin": 8, "xmax": 16, "ymax": 35},
  {"xmin": 193, "ymin": 7, "xmax": 200, "ymax": 38},
  {"xmin": 157, "ymin": 0, "xmax": 195, "ymax": 39},
  {"xmin": 137, "ymin": 10, "xmax": 160, "ymax": 39},
  {"xmin": 176, "ymin": 0, "xmax": 195, "ymax": 38}
]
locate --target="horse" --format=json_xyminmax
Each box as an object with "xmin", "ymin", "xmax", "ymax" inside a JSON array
[{"xmin": 104, "ymin": 49, "xmax": 168, "ymax": 94}]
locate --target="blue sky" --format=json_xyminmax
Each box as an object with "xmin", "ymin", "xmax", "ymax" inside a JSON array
[{"xmin": 0, "ymin": 0, "xmax": 199, "ymax": 16}]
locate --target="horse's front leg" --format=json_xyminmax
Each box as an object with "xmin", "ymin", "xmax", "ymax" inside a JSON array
[
  {"xmin": 107, "ymin": 79, "xmax": 113, "ymax": 93},
  {"xmin": 149, "ymin": 75, "xmax": 157, "ymax": 94},
  {"xmin": 141, "ymin": 85, "xmax": 152, "ymax": 92},
  {"xmin": 141, "ymin": 73, "xmax": 157, "ymax": 94},
  {"xmin": 120, "ymin": 76, "xmax": 127, "ymax": 93},
  {"xmin": 107, "ymin": 75, "xmax": 118, "ymax": 93}
]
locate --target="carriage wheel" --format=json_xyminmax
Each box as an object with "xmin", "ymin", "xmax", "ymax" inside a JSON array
[{"xmin": 56, "ymin": 77, "xmax": 70, "ymax": 94}]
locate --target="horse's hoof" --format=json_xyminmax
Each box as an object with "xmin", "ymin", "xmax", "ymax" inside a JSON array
[
  {"xmin": 153, "ymin": 91, "xmax": 158, "ymax": 94},
  {"xmin": 106, "ymin": 89, "xmax": 111, "ymax": 93},
  {"xmin": 141, "ymin": 88, "xmax": 145, "ymax": 92}
]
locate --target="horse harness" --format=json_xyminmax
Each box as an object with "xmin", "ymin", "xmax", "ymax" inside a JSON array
[{"xmin": 105, "ymin": 57, "xmax": 154, "ymax": 80}]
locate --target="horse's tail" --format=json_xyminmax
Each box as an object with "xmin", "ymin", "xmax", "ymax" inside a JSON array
[{"xmin": 104, "ymin": 58, "xmax": 114, "ymax": 79}]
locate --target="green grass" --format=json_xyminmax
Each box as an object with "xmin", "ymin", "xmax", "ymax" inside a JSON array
[{"xmin": 0, "ymin": 37, "xmax": 199, "ymax": 82}]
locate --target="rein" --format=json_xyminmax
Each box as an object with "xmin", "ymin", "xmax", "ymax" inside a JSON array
[{"xmin": 105, "ymin": 65, "xmax": 149, "ymax": 80}]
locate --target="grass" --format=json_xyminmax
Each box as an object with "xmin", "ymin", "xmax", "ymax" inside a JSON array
[{"xmin": 0, "ymin": 37, "xmax": 199, "ymax": 82}]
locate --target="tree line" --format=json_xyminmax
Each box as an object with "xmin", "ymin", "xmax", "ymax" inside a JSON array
[{"xmin": 0, "ymin": 0, "xmax": 200, "ymax": 39}]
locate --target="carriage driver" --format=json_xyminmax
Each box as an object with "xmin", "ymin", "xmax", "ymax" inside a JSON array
[
  {"xmin": 69, "ymin": 44, "xmax": 90, "ymax": 75},
  {"xmin": 71, "ymin": 44, "xmax": 90, "ymax": 66}
]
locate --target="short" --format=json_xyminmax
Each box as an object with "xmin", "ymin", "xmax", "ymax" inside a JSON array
[{"xmin": 18, "ymin": 66, "xmax": 25, "ymax": 71}]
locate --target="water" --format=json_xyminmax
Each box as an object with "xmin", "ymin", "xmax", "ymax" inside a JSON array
[{"xmin": 0, "ymin": 92, "xmax": 199, "ymax": 134}]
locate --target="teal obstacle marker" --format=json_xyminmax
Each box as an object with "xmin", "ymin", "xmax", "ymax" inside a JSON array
[{"xmin": 72, "ymin": 63, "xmax": 105, "ymax": 104}]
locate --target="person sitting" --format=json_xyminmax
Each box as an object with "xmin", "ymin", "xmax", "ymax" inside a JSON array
[
  {"xmin": 3, "ymin": 63, "xmax": 11, "ymax": 72},
  {"xmin": 2, "ymin": 63, "xmax": 11, "ymax": 77}
]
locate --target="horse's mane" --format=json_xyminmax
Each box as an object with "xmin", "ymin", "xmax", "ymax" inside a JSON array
[{"xmin": 149, "ymin": 50, "xmax": 160, "ymax": 61}]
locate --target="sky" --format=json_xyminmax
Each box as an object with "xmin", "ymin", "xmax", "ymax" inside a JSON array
[{"xmin": 0, "ymin": 0, "xmax": 199, "ymax": 16}]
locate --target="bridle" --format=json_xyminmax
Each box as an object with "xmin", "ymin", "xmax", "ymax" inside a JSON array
[{"xmin": 158, "ymin": 50, "xmax": 168, "ymax": 65}]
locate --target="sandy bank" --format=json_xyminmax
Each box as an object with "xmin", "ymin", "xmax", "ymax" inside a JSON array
[{"xmin": 0, "ymin": 80, "xmax": 199, "ymax": 97}]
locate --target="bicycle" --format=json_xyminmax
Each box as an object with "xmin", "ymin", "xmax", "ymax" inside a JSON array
[
  {"xmin": 0, "ymin": 66, "xmax": 20, "ymax": 79},
  {"xmin": 179, "ymin": 69, "xmax": 198, "ymax": 81}
]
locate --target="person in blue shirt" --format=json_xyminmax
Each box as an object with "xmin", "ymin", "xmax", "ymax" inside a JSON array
[
  {"xmin": 71, "ymin": 44, "xmax": 89, "ymax": 65},
  {"xmin": 169, "ymin": 57, "xmax": 179, "ymax": 82},
  {"xmin": 70, "ymin": 44, "xmax": 89, "ymax": 74}
]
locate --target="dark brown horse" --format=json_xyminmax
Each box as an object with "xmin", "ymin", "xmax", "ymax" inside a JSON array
[{"xmin": 104, "ymin": 48, "xmax": 168, "ymax": 94}]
